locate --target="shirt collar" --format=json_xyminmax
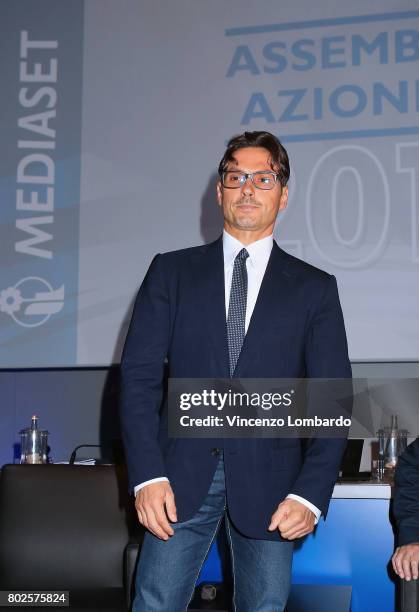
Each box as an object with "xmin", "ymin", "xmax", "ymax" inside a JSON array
[{"xmin": 222, "ymin": 229, "xmax": 273, "ymax": 269}]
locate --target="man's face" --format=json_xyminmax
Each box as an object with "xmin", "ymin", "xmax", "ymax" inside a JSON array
[{"xmin": 216, "ymin": 146, "xmax": 288, "ymax": 242}]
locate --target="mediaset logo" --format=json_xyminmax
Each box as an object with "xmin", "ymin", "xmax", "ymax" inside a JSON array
[{"xmin": 0, "ymin": 276, "xmax": 64, "ymax": 327}]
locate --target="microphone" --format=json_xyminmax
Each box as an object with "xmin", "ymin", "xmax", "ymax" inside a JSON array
[{"xmin": 69, "ymin": 444, "xmax": 101, "ymax": 464}]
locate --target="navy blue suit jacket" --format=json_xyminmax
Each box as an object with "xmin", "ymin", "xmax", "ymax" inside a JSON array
[
  {"xmin": 394, "ymin": 438, "xmax": 419, "ymax": 546},
  {"xmin": 120, "ymin": 237, "xmax": 352, "ymax": 540}
]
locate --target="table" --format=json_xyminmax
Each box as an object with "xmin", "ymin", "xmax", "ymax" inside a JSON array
[{"xmin": 197, "ymin": 482, "xmax": 395, "ymax": 612}]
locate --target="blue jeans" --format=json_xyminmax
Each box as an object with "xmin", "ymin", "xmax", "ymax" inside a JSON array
[{"xmin": 132, "ymin": 450, "xmax": 293, "ymax": 612}]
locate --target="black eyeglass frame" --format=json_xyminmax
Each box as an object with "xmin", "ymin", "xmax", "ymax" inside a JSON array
[{"xmin": 220, "ymin": 170, "xmax": 282, "ymax": 190}]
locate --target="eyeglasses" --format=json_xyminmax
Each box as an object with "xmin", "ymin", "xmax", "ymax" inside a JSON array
[{"xmin": 221, "ymin": 170, "xmax": 280, "ymax": 190}]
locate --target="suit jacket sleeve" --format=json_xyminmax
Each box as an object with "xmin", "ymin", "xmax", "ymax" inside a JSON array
[
  {"xmin": 120, "ymin": 254, "xmax": 170, "ymax": 491},
  {"xmin": 289, "ymin": 274, "xmax": 352, "ymax": 517},
  {"xmin": 393, "ymin": 438, "xmax": 419, "ymax": 546}
]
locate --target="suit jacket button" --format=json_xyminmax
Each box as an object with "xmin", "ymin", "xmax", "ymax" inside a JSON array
[{"xmin": 211, "ymin": 448, "xmax": 220, "ymax": 456}]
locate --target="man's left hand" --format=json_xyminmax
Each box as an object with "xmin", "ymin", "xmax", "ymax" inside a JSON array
[
  {"xmin": 392, "ymin": 543, "xmax": 419, "ymax": 580},
  {"xmin": 268, "ymin": 498, "xmax": 316, "ymax": 540}
]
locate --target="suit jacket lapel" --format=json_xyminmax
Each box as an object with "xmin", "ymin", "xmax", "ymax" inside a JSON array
[
  {"xmin": 191, "ymin": 238, "xmax": 292, "ymax": 378},
  {"xmin": 233, "ymin": 241, "xmax": 292, "ymax": 377},
  {"xmin": 195, "ymin": 237, "xmax": 230, "ymax": 377}
]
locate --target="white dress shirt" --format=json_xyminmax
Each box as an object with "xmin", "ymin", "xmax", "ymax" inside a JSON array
[{"xmin": 134, "ymin": 230, "xmax": 321, "ymax": 524}]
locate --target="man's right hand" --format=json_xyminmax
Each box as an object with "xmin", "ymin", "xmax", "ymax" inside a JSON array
[
  {"xmin": 392, "ymin": 543, "xmax": 419, "ymax": 581},
  {"xmin": 135, "ymin": 481, "xmax": 178, "ymax": 540}
]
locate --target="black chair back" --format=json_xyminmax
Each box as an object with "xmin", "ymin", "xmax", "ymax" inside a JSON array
[{"xmin": 0, "ymin": 464, "xmax": 140, "ymax": 607}]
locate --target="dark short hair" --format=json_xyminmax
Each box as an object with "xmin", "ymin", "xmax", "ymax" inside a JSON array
[{"xmin": 218, "ymin": 131, "xmax": 290, "ymax": 187}]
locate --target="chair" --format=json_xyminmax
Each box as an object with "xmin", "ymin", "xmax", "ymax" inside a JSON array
[{"xmin": 0, "ymin": 464, "xmax": 143, "ymax": 611}]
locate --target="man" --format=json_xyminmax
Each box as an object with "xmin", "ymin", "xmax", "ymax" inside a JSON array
[
  {"xmin": 120, "ymin": 131, "xmax": 351, "ymax": 611},
  {"xmin": 392, "ymin": 439, "xmax": 419, "ymax": 584}
]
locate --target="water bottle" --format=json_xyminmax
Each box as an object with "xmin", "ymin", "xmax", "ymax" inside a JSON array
[
  {"xmin": 384, "ymin": 414, "xmax": 398, "ymax": 469},
  {"xmin": 20, "ymin": 415, "xmax": 49, "ymax": 464}
]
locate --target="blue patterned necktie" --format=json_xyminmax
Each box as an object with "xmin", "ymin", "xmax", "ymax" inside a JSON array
[{"xmin": 227, "ymin": 248, "xmax": 249, "ymax": 377}]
